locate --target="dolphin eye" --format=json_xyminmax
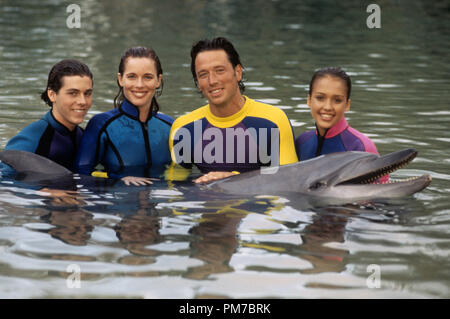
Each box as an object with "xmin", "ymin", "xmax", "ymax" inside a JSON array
[{"xmin": 309, "ymin": 181, "xmax": 326, "ymax": 190}]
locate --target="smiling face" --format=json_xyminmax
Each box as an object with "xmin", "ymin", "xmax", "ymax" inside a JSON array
[
  {"xmin": 195, "ymin": 50, "xmax": 243, "ymax": 113},
  {"xmin": 117, "ymin": 57, "xmax": 161, "ymax": 110},
  {"xmin": 307, "ymin": 75, "xmax": 351, "ymax": 136},
  {"xmin": 48, "ymin": 75, "xmax": 93, "ymax": 131}
]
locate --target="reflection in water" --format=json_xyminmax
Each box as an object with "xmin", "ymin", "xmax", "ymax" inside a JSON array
[
  {"xmin": 14, "ymin": 177, "xmax": 425, "ymax": 282},
  {"xmin": 39, "ymin": 188, "xmax": 86, "ymax": 206},
  {"xmin": 232, "ymin": 196, "xmax": 352, "ymax": 276},
  {"xmin": 186, "ymin": 209, "xmax": 244, "ymax": 280},
  {"xmin": 40, "ymin": 209, "xmax": 93, "ymax": 246},
  {"xmin": 161, "ymin": 197, "xmax": 251, "ymax": 280},
  {"xmin": 38, "ymin": 188, "xmax": 93, "ymax": 246},
  {"xmin": 0, "ymin": 0, "xmax": 448, "ymax": 298},
  {"xmin": 98, "ymin": 189, "xmax": 163, "ymax": 259},
  {"xmin": 37, "ymin": 186, "xmax": 164, "ymax": 255},
  {"xmin": 114, "ymin": 202, "xmax": 161, "ymax": 256},
  {"xmin": 0, "ymin": 168, "xmax": 446, "ymax": 297},
  {"xmin": 181, "ymin": 197, "xmax": 352, "ymax": 279},
  {"xmin": 299, "ymin": 207, "xmax": 351, "ymax": 274}
]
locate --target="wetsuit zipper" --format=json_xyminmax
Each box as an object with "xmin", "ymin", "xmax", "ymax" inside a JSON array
[
  {"xmin": 315, "ymin": 123, "xmax": 329, "ymax": 157},
  {"xmin": 141, "ymin": 122, "xmax": 152, "ymax": 172}
]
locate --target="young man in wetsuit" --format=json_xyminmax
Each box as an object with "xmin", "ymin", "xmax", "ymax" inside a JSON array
[
  {"xmin": 169, "ymin": 37, "xmax": 298, "ymax": 183},
  {"xmin": 5, "ymin": 59, "xmax": 93, "ymax": 171}
]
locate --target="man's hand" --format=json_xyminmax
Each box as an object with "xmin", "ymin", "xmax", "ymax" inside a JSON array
[{"xmin": 193, "ymin": 171, "xmax": 238, "ymax": 184}]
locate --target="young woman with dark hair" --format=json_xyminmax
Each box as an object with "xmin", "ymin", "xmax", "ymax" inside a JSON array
[{"xmin": 295, "ymin": 67, "xmax": 388, "ymax": 183}]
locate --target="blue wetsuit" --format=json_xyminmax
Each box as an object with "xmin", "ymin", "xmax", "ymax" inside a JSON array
[
  {"xmin": 75, "ymin": 99, "xmax": 173, "ymax": 178},
  {"xmin": 5, "ymin": 110, "xmax": 83, "ymax": 171}
]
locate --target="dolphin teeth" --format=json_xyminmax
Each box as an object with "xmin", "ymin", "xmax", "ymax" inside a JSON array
[
  {"xmin": 337, "ymin": 151, "xmax": 419, "ymax": 186},
  {"xmin": 386, "ymin": 176, "xmax": 420, "ymax": 184}
]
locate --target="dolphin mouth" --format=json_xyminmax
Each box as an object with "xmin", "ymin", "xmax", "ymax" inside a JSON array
[{"xmin": 337, "ymin": 149, "xmax": 420, "ymax": 185}]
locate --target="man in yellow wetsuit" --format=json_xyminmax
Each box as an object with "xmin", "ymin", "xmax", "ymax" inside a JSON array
[{"xmin": 169, "ymin": 37, "xmax": 298, "ymax": 184}]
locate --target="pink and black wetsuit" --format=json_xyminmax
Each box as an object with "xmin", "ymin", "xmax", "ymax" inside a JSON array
[{"xmin": 295, "ymin": 117, "xmax": 388, "ymax": 183}]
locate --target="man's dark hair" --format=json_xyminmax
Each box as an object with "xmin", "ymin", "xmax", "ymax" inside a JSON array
[
  {"xmin": 190, "ymin": 37, "xmax": 245, "ymax": 93},
  {"xmin": 41, "ymin": 59, "xmax": 93, "ymax": 107}
]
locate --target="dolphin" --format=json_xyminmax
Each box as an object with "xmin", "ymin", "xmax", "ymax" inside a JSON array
[
  {"xmin": 0, "ymin": 149, "xmax": 431, "ymax": 202},
  {"xmin": 0, "ymin": 150, "xmax": 72, "ymax": 182},
  {"xmin": 0, "ymin": 150, "xmax": 108, "ymax": 190},
  {"xmin": 207, "ymin": 148, "xmax": 431, "ymax": 201}
]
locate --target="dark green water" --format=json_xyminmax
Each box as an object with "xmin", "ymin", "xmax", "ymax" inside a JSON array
[{"xmin": 0, "ymin": 0, "xmax": 449, "ymax": 298}]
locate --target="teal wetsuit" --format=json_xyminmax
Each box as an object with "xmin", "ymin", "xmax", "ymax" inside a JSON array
[
  {"xmin": 75, "ymin": 99, "xmax": 173, "ymax": 178},
  {"xmin": 5, "ymin": 110, "xmax": 83, "ymax": 171}
]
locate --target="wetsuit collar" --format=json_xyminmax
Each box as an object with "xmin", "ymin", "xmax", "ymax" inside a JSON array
[
  {"xmin": 46, "ymin": 110, "xmax": 79, "ymax": 135},
  {"xmin": 315, "ymin": 116, "xmax": 349, "ymax": 139},
  {"xmin": 120, "ymin": 99, "xmax": 154, "ymax": 122},
  {"xmin": 314, "ymin": 117, "xmax": 348, "ymax": 157},
  {"xmin": 205, "ymin": 95, "xmax": 249, "ymax": 128}
]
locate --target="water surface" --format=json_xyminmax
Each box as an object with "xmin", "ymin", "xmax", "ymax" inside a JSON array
[{"xmin": 0, "ymin": 0, "xmax": 449, "ymax": 298}]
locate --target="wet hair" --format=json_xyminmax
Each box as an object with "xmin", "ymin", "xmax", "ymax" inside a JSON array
[
  {"xmin": 41, "ymin": 59, "xmax": 93, "ymax": 107},
  {"xmin": 190, "ymin": 37, "xmax": 245, "ymax": 93},
  {"xmin": 114, "ymin": 46, "xmax": 163, "ymax": 113},
  {"xmin": 309, "ymin": 67, "xmax": 352, "ymax": 100}
]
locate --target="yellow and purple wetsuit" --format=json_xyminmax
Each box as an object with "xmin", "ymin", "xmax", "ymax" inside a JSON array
[{"xmin": 169, "ymin": 96, "xmax": 298, "ymax": 173}]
